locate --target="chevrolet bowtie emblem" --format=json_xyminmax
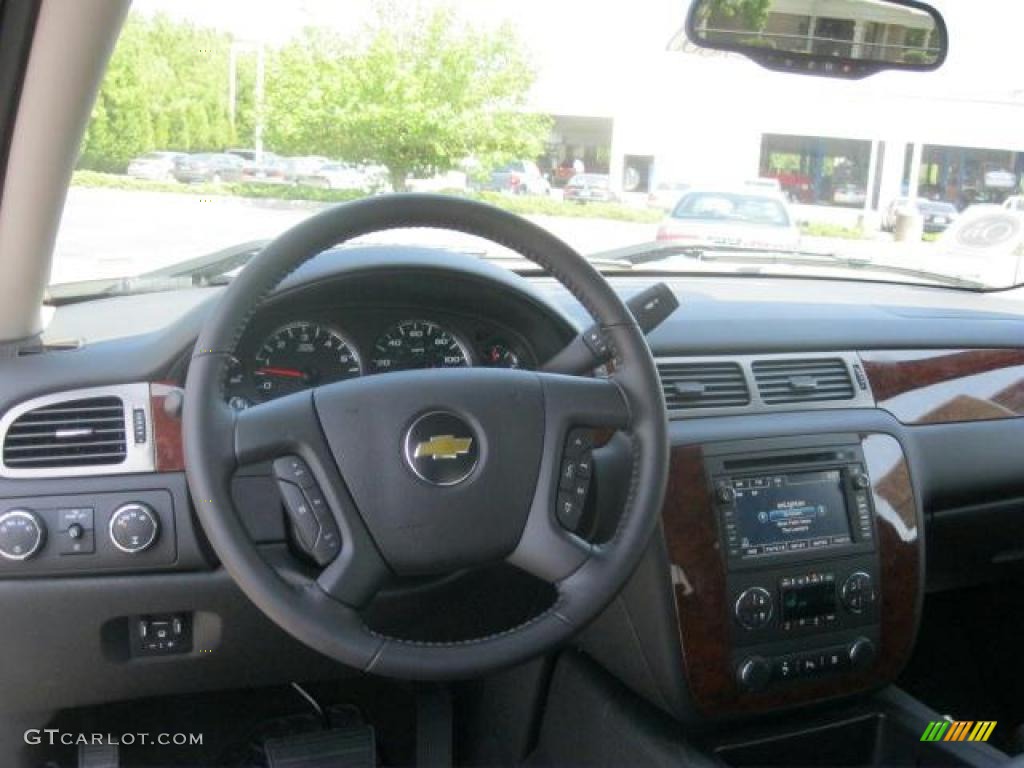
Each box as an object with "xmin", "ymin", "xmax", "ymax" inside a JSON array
[{"xmin": 414, "ymin": 434, "xmax": 474, "ymax": 461}]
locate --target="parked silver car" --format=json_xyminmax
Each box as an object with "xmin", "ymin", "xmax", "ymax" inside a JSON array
[
  {"xmin": 489, "ymin": 160, "xmax": 550, "ymax": 196},
  {"xmin": 125, "ymin": 151, "xmax": 186, "ymax": 181}
]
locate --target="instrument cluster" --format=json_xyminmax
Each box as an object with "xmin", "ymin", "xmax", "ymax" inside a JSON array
[{"xmin": 225, "ymin": 313, "xmax": 532, "ymax": 410}]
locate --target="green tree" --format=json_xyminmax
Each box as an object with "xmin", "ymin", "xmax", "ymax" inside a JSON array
[
  {"xmin": 80, "ymin": 12, "xmax": 239, "ymax": 171},
  {"xmin": 700, "ymin": 0, "xmax": 772, "ymax": 30},
  {"xmin": 265, "ymin": 7, "xmax": 550, "ymax": 191}
]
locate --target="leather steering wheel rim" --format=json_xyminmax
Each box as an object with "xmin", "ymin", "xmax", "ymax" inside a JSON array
[{"xmin": 183, "ymin": 194, "xmax": 668, "ymax": 679}]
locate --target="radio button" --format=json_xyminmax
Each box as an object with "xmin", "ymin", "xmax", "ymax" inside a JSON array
[
  {"xmin": 775, "ymin": 656, "xmax": 797, "ymax": 680},
  {"xmin": 823, "ymin": 647, "xmax": 846, "ymax": 670},
  {"xmin": 716, "ymin": 484, "xmax": 736, "ymax": 504},
  {"xmin": 734, "ymin": 587, "xmax": 773, "ymax": 630},
  {"xmin": 797, "ymin": 655, "xmax": 821, "ymax": 675}
]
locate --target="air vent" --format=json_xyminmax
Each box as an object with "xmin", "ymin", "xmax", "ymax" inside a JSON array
[
  {"xmin": 2, "ymin": 396, "xmax": 127, "ymax": 469},
  {"xmin": 752, "ymin": 358, "xmax": 855, "ymax": 405},
  {"xmin": 658, "ymin": 361, "xmax": 751, "ymax": 410}
]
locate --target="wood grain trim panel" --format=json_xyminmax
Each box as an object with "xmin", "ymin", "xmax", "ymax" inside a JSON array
[
  {"xmin": 861, "ymin": 349, "xmax": 1024, "ymax": 424},
  {"xmin": 149, "ymin": 382, "xmax": 184, "ymax": 472},
  {"xmin": 662, "ymin": 434, "xmax": 919, "ymax": 715}
]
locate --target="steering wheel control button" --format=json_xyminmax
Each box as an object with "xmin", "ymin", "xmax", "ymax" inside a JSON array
[
  {"xmin": 277, "ymin": 477, "xmax": 342, "ymax": 567},
  {"xmin": 556, "ymin": 430, "xmax": 596, "ymax": 532},
  {"xmin": 734, "ymin": 586, "xmax": 774, "ymax": 630},
  {"xmin": 559, "ymin": 458, "xmax": 579, "ymax": 489},
  {"xmin": 403, "ymin": 412, "xmax": 479, "ymax": 486},
  {"xmin": 556, "ymin": 492, "xmax": 584, "ymax": 531},
  {"xmin": 840, "ymin": 571, "xmax": 876, "ymax": 614},
  {"xmin": 564, "ymin": 428, "xmax": 595, "ymax": 457},
  {"xmin": 0, "ymin": 509, "xmax": 45, "ymax": 561},
  {"xmin": 279, "ymin": 481, "xmax": 320, "ymax": 550},
  {"xmin": 312, "ymin": 523, "xmax": 341, "ymax": 564},
  {"xmin": 109, "ymin": 503, "xmax": 160, "ymax": 554},
  {"xmin": 273, "ymin": 455, "xmax": 317, "ymax": 489},
  {"xmin": 576, "ymin": 453, "xmax": 593, "ymax": 480}
]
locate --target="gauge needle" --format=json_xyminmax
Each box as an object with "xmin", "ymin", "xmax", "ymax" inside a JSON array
[{"xmin": 255, "ymin": 366, "xmax": 305, "ymax": 379}]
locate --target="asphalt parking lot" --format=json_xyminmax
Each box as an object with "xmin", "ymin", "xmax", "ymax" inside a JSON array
[
  {"xmin": 51, "ymin": 186, "xmax": 948, "ymax": 290},
  {"xmin": 51, "ymin": 187, "xmax": 657, "ymax": 284}
]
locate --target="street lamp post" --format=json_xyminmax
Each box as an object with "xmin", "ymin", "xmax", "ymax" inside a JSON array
[{"xmin": 228, "ymin": 42, "xmax": 266, "ymax": 157}]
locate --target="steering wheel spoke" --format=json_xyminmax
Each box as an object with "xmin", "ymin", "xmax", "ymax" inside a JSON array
[
  {"xmin": 507, "ymin": 374, "xmax": 630, "ymax": 583},
  {"xmin": 232, "ymin": 387, "xmax": 391, "ymax": 607}
]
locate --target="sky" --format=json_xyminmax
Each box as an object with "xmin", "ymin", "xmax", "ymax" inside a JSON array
[
  {"xmin": 132, "ymin": 0, "xmax": 1024, "ymax": 103},
  {"xmin": 129, "ymin": 0, "xmax": 1024, "ymax": 154}
]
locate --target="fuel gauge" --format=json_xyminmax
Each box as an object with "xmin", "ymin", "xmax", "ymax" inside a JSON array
[{"xmin": 481, "ymin": 342, "xmax": 521, "ymax": 369}]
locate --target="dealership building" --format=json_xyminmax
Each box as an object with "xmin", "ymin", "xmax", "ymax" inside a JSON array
[{"xmin": 526, "ymin": 0, "xmax": 1024, "ymax": 216}]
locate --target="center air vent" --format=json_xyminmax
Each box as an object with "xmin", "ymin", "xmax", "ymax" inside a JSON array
[
  {"xmin": 2, "ymin": 396, "xmax": 127, "ymax": 469},
  {"xmin": 658, "ymin": 361, "xmax": 750, "ymax": 410},
  {"xmin": 752, "ymin": 358, "xmax": 855, "ymax": 405}
]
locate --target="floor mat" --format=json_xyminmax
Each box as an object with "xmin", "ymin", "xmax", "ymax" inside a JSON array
[{"xmin": 45, "ymin": 679, "xmax": 416, "ymax": 767}]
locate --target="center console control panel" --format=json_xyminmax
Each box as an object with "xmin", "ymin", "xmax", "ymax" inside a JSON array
[
  {"xmin": 705, "ymin": 440, "xmax": 881, "ymax": 693},
  {"xmin": 0, "ymin": 490, "xmax": 176, "ymax": 575}
]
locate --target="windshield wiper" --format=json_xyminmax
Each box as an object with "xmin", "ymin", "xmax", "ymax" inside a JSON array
[
  {"xmin": 592, "ymin": 241, "xmax": 988, "ymax": 291},
  {"xmin": 46, "ymin": 240, "xmax": 268, "ymax": 305}
]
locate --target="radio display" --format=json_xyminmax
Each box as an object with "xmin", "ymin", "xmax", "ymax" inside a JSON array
[
  {"xmin": 728, "ymin": 470, "xmax": 852, "ymax": 558},
  {"xmin": 781, "ymin": 581, "xmax": 837, "ymax": 621}
]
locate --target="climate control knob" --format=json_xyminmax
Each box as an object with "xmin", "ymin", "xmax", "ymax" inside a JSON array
[
  {"xmin": 734, "ymin": 586, "xmax": 773, "ymax": 630},
  {"xmin": 0, "ymin": 509, "xmax": 45, "ymax": 560},
  {"xmin": 109, "ymin": 503, "xmax": 159, "ymax": 554},
  {"xmin": 840, "ymin": 571, "xmax": 875, "ymax": 614}
]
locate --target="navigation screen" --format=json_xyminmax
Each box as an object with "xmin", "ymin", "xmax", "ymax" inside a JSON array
[{"xmin": 728, "ymin": 470, "xmax": 852, "ymax": 558}]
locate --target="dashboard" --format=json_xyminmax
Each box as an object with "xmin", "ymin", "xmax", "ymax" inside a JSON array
[{"xmin": 2, "ymin": 244, "xmax": 1024, "ymax": 726}]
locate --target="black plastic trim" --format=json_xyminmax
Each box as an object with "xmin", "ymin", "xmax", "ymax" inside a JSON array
[{"xmin": 0, "ymin": 0, "xmax": 42, "ymax": 210}]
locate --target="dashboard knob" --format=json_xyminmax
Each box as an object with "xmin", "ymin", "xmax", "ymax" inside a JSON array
[
  {"xmin": 852, "ymin": 473, "xmax": 870, "ymax": 490},
  {"xmin": 0, "ymin": 509, "xmax": 45, "ymax": 561},
  {"xmin": 737, "ymin": 656, "xmax": 772, "ymax": 692},
  {"xmin": 109, "ymin": 503, "xmax": 159, "ymax": 554},
  {"xmin": 716, "ymin": 484, "xmax": 736, "ymax": 504},
  {"xmin": 848, "ymin": 637, "xmax": 876, "ymax": 669},
  {"xmin": 734, "ymin": 586, "xmax": 773, "ymax": 630},
  {"xmin": 840, "ymin": 571, "xmax": 875, "ymax": 614}
]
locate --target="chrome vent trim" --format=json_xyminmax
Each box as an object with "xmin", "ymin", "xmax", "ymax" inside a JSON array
[
  {"xmin": 752, "ymin": 357, "xmax": 856, "ymax": 405},
  {"xmin": 657, "ymin": 360, "xmax": 750, "ymax": 409},
  {"xmin": 0, "ymin": 384, "xmax": 155, "ymax": 478},
  {"xmin": 657, "ymin": 352, "xmax": 873, "ymax": 419}
]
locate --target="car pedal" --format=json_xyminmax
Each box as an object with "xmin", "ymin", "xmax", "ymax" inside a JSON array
[
  {"xmin": 264, "ymin": 725, "xmax": 375, "ymax": 768},
  {"xmin": 78, "ymin": 742, "xmax": 119, "ymax": 768}
]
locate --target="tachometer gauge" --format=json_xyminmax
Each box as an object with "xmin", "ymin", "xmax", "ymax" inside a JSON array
[
  {"xmin": 371, "ymin": 320, "xmax": 471, "ymax": 373},
  {"xmin": 251, "ymin": 321, "xmax": 361, "ymax": 401}
]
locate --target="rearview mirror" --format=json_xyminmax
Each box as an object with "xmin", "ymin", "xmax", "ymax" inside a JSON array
[{"xmin": 684, "ymin": 0, "xmax": 946, "ymax": 78}]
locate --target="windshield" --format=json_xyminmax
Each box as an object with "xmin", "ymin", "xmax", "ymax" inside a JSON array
[{"xmin": 50, "ymin": 0, "xmax": 1024, "ymax": 293}]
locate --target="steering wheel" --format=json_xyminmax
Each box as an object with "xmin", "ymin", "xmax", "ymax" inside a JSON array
[{"xmin": 183, "ymin": 194, "xmax": 668, "ymax": 679}]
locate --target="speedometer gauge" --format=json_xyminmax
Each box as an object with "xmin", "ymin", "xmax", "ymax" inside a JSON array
[
  {"xmin": 251, "ymin": 321, "xmax": 362, "ymax": 401},
  {"xmin": 370, "ymin": 320, "xmax": 471, "ymax": 373}
]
